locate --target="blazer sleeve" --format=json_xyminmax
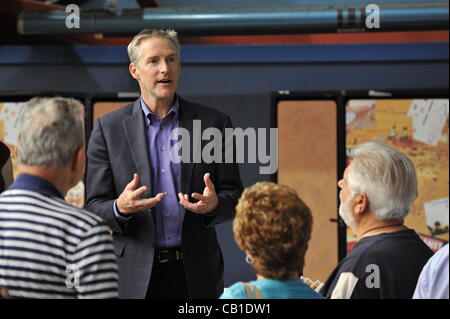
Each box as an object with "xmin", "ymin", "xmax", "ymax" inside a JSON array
[
  {"xmin": 202, "ymin": 115, "xmax": 243, "ymax": 227},
  {"xmin": 85, "ymin": 118, "xmax": 125, "ymax": 234}
]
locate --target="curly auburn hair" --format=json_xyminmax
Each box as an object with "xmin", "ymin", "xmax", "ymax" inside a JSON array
[{"xmin": 233, "ymin": 182, "xmax": 313, "ymax": 280}]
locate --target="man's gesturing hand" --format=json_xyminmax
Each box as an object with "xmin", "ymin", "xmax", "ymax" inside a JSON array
[
  {"xmin": 178, "ymin": 173, "xmax": 218, "ymax": 214},
  {"xmin": 117, "ymin": 173, "xmax": 166, "ymax": 214}
]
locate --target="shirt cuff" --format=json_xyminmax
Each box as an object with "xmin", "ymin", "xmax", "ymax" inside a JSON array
[{"xmin": 113, "ymin": 200, "xmax": 132, "ymax": 222}]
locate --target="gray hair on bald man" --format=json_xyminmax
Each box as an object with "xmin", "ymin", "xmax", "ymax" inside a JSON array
[
  {"xmin": 18, "ymin": 97, "xmax": 85, "ymax": 168},
  {"xmin": 127, "ymin": 29, "xmax": 180, "ymax": 66},
  {"xmin": 347, "ymin": 141, "xmax": 417, "ymax": 221}
]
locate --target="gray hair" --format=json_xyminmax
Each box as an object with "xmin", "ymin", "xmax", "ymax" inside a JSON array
[
  {"xmin": 127, "ymin": 29, "xmax": 180, "ymax": 66},
  {"xmin": 347, "ymin": 141, "xmax": 417, "ymax": 220},
  {"xmin": 18, "ymin": 97, "xmax": 85, "ymax": 168}
]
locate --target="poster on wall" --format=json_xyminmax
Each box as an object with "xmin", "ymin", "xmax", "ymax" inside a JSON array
[
  {"xmin": 345, "ymin": 98, "xmax": 449, "ymax": 253},
  {"xmin": 0, "ymin": 101, "xmax": 85, "ymax": 207}
]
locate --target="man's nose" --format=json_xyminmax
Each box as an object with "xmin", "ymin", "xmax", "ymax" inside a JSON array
[{"xmin": 160, "ymin": 60, "xmax": 169, "ymax": 73}]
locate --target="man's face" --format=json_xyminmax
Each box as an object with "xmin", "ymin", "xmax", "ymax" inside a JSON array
[
  {"xmin": 338, "ymin": 163, "xmax": 352, "ymax": 203},
  {"xmin": 338, "ymin": 163, "xmax": 357, "ymax": 231},
  {"xmin": 339, "ymin": 192, "xmax": 357, "ymax": 232},
  {"xmin": 130, "ymin": 37, "xmax": 180, "ymax": 103}
]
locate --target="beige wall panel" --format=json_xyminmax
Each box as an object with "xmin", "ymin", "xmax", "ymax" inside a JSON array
[
  {"xmin": 93, "ymin": 101, "xmax": 132, "ymax": 123},
  {"xmin": 278, "ymin": 100, "xmax": 338, "ymax": 282}
]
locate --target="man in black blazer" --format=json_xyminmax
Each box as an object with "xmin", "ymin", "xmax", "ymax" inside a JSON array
[{"xmin": 86, "ymin": 29, "xmax": 243, "ymax": 299}]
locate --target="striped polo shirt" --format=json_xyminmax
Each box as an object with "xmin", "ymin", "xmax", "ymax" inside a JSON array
[{"xmin": 0, "ymin": 174, "xmax": 119, "ymax": 299}]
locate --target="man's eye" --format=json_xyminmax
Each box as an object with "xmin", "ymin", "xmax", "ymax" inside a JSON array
[{"xmin": 149, "ymin": 59, "xmax": 158, "ymax": 64}]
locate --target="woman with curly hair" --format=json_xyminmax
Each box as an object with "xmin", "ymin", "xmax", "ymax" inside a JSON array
[{"xmin": 220, "ymin": 182, "xmax": 323, "ymax": 299}]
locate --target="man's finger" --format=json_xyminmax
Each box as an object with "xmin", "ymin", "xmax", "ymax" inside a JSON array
[
  {"xmin": 126, "ymin": 173, "xmax": 140, "ymax": 191},
  {"xmin": 179, "ymin": 193, "xmax": 192, "ymax": 207},
  {"xmin": 131, "ymin": 185, "xmax": 148, "ymax": 199},
  {"xmin": 179, "ymin": 193, "xmax": 207, "ymax": 213},
  {"xmin": 134, "ymin": 193, "xmax": 165, "ymax": 209},
  {"xmin": 204, "ymin": 173, "xmax": 215, "ymax": 191},
  {"xmin": 155, "ymin": 192, "xmax": 167, "ymax": 201},
  {"xmin": 192, "ymin": 192, "xmax": 207, "ymax": 203},
  {"xmin": 178, "ymin": 192, "xmax": 188, "ymax": 205}
]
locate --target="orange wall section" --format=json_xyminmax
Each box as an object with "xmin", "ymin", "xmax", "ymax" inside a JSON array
[
  {"xmin": 180, "ymin": 31, "xmax": 449, "ymax": 45},
  {"xmin": 58, "ymin": 30, "xmax": 448, "ymax": 46}
]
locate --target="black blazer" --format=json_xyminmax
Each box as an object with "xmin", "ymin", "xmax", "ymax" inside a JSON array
[{"xmin": 86, "ymin": 97, "xmax": 243, "ymax": 298}]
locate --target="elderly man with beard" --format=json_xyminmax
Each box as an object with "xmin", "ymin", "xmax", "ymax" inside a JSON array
[{"xmin": 320, "ymin": 141, "xmax": 433, "ymax": 299}]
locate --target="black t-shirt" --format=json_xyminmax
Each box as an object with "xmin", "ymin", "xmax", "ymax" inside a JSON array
[
  {"xmin": 0, "ymin": 141, "xmax": 11, "ymax": 192},
  {"xmin": 320, "ymin": 229, "xmax": 434, "ymax": 299}
]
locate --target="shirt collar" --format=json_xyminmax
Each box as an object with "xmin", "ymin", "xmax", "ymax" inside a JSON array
[
  {"xmin": 8, "ymin": 173, "xmax": 65, "ymax": 199},
  {"xmin": 141, "ymin": 97, "xmax": 179, "ymax": 127}
]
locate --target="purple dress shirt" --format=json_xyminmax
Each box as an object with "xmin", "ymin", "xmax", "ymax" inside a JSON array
[{"xmin": 114, "ymin": 98, "xmax": 182, "ymax": 248}]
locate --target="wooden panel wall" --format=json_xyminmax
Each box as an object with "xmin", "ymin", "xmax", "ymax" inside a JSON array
[{"xmin": 278, "ymin": 100, "xmax": 338, "ymax": 282}]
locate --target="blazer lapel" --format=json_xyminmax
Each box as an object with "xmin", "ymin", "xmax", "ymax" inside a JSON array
[
  {"xmin": 122, "ymin": 99, "xmax": 153, "ymax": 191},
  {"xmin": 178, "ymin": 97, "xmax": 199, "ymax": 196}
]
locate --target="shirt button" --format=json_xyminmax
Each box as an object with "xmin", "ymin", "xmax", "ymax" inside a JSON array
[
  {"xmin": 161, "ymin": 169, "xmax": 166, "ymax": 173},
  {"xmin": 160, "ymin": 147, "xmax": 165, "ymax": 151},
  {"xmin": 165, "ymin": 212, "xmax": 170, "ymax": 217}
]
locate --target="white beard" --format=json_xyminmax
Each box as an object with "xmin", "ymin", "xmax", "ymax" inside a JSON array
[{"xmin": 339, "ymin": 194, "xmax": 357, "ymax": 232}]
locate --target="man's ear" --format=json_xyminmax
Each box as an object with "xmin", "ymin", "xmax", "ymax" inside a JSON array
[
  {"xmin": 129, "ymin": 63, "xmax": 139, "ymax": 80},
  {"xmin": 353, "ymin": 193, "xmax": 369, "ymax": 216},
  {"xmin": 71, "ymin": 147, "xmax": 84, "ymax": 173}
]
